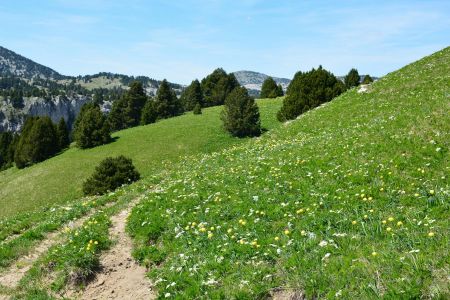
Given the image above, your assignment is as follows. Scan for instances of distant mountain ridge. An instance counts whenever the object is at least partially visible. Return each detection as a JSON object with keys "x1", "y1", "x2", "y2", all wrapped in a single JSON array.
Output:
[
  {"x1": 0, "y1": 45, "x2": 183, "y2": 132},
  {"x1": 0, "y1": 45, "x2": 378, "y2": 132},
  {"x1": 233, "y1": 70, "x2": 290, "y2": 97},
  {"x1": 0, "y1": 46, "x2": 63, "y2": 80}
]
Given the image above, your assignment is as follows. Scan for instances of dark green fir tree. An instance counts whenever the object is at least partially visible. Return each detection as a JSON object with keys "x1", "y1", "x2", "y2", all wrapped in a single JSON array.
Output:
[{"x1": 221, "y1": 87, "x2": 261, "y2": 137}]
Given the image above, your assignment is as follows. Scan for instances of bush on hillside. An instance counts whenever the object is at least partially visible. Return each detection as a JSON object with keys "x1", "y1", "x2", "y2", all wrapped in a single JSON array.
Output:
[
  {"x1": 74, "y1": 103, "x2": 111, "y2": 149},
  {"x1": 221, "y1": 86, "x2": 261, "y2": 137},
  {"x1": 82, "y1": 155, "x2": 140, "y2": 196},
  {"x1": 277, "y1": 66, "x2": 345, "y2": 121}
]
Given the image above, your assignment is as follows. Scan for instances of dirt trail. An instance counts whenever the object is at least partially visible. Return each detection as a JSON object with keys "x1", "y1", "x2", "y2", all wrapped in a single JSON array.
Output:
[
  {"x1": 0, "y1": 205, "x2": 111, "y2": 289},
  {"x1": 72, "y1": 200, "x2": 155, "y2": 300}
]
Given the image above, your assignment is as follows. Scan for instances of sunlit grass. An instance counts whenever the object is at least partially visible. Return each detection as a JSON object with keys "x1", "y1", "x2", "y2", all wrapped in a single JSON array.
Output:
[
  {"x1": 0, "y1": 99, "x2": 282, "y2": 217},
  {"x1": 127, "y1": 47, "x2": 450, "y2": 298}
]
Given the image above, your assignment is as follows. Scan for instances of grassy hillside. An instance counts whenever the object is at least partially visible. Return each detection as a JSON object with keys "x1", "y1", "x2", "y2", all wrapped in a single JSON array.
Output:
[
  {"x1": 0, "y1": 99, "x2": 282, "y2": 217},
  {"x1": 127, "y1": 48, "x2": 449, "y2": 298}
]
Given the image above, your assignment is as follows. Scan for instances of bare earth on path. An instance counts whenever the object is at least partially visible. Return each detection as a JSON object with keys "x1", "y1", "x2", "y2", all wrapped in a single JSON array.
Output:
[{"x1": 71, "y1": 200, "x2": 155, "y2": 300}]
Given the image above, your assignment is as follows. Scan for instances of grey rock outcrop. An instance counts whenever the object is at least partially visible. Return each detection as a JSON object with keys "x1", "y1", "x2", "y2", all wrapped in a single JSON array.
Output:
[{"x1": 0, "y1": 95, "x2": 93, "y2": 132}]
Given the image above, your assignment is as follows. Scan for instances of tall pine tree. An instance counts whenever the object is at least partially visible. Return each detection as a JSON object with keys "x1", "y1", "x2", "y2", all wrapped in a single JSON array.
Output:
[
  {"x1": 56, "y1": 117, "x2": 70, "y2": 149},
  {"x1": 180, "y1": 79, "x2": 203, "y2": 111},
  {"x1": 362, "y1": 74, "x2": 374, "y2": 84},
  {"x1": 140, "y1": 98, "x2": 158, "y2": 125},
  {"x1": 260, "y1": 77, "x2": 278, "y2": 98},
  {"x1": 154, "y1": 79, "x2": 182, "y2": 119},
  {"x1": 14, "y1": 117, "x2": 59, "y2": 168},
  {"x1": 201, "y1": 68, "x2": 240, "y2": 106},
  {"x1": 123, "y1": 81, "x2": 147, "y2": 127},
  {"x1": 107, "y1": 81, "x2": 147, "y2": 131},
  {"x1": 108, "y1": 96, "x2": 127, "y2": 131},
  {"x1": 276, "y1": 84, "x2": 284, "y2": 97},
  {"x1": 344, "y1": 68, "x2": 360, "y2": 89},
  {"x1": 221, "y1": 87, "x2": 261, "y2": 137},
  {"x1": 74, "y1": 103, "x2": 111, "y2": 149},
  {"x1": 0, "y1": 132, "x2": 13, "y2": 169}
]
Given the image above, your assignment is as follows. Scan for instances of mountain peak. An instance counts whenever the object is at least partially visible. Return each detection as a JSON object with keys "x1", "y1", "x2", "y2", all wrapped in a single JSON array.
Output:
[
  {"x1": 232, "y1": 70, "x2": 290, "y2": 97},
  {"x1": 0, "y1": 45, "x2": 63, "y2": 80}
]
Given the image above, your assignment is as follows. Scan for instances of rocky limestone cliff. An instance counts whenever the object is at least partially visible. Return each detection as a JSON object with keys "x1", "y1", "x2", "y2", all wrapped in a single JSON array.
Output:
[{"x1": 0, "y1": 95, "x2": 96, "y2": 132}]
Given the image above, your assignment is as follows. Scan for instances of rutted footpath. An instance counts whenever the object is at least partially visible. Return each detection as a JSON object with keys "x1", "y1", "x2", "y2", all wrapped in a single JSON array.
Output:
[{"x1": 69, "y1": 197, "x2": 155, "y2": 300}]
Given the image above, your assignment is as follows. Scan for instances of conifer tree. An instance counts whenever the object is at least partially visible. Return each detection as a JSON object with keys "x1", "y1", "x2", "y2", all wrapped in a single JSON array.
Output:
[
  {"x1": 108, "y1": 96, "x2": 127, "y2": 131},
  {"x1": 74, "y1": 103, "x2": 111, "y2": 149},
  {"x1": 193, "y1": 103, "x2": 202, "y2": 115},
  {"x1": 362, "y1": 74, "x2": 374, "y2": 84},
  {"x1": 344, "y1": 68, "x2": 360, "y2": 89},
  {"x1": 93, "y1": 90, "x2": 104, "y2": 105},
  {"x1": 107, "y1": 81, "x2": 147, "y2": 131},
  {"x1": 181, "y1": 79, "x2": 203, "y2": 111},
  {"x1": 6, "y1": 134, "x2": 19, "y2": 166},
  {"x1": 201, "y1": 68, "x2": 240, "y2": 106},
  {"x1": 140, "y1": 98, "x2": 158, "y2": 125},
  {"x1": 14, "y1": 117, "x2": 59, "y2": 168},
  {"x1": 154, "y1": 79, "x2": 182, "y2": 119},
  {"x1": 123, "y1": 81, "x2": 147, "y2": 127},
  {"x1": 260, "y1": 77, "x2": 278, "y2": 98},
  {"x1": 277, "y1": 66, "x2": 345, "y2": 121},
  {"x1": 0, "y1": 132, "x2": 13, "y2": 169},
  {"x1": 276, "y1": 84, "x2": 284, "y2": 97},
  {"x1": 56, "y1": 117, "x2": 70, "y2": 149},
  {"x1": 221, "y1": 87, "x2": 261, "y2": 137}
]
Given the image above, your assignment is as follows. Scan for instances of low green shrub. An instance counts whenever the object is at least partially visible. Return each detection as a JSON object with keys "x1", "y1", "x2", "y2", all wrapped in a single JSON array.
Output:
[{"x1": 83, "y1": 156, "x2": 140, "y2": 196}]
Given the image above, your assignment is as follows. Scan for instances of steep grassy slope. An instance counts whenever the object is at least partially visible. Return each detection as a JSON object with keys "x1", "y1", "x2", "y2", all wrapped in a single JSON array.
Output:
[
  {"x1": 0, "y1": 99, "x2": 282, "y2": 217},
  {"x1": 128, "y1": 48, "x2": 449, "y2": 298}
]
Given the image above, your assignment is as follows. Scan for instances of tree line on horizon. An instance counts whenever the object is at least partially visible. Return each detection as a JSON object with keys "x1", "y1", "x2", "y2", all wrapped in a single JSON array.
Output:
[{"x1": 0, "y1": 66, "x2": 373, "y2": 170}]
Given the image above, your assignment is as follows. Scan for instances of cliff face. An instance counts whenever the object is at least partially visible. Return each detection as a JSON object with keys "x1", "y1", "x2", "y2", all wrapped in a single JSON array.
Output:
[{"x1": 0, "y1": 95, "x2": 93, "y2": 132}]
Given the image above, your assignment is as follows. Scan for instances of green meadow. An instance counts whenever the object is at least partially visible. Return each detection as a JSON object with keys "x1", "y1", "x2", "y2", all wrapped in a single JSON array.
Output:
[
  {"x1": 126, "y1": 47, "x2": 450, "y2": 298},
  {"x1": 0, "y1": 99, "x2": 282, "y2": 218},
  {"x1": 1, "y1": 47, "x2": 449, "y2": 299}
]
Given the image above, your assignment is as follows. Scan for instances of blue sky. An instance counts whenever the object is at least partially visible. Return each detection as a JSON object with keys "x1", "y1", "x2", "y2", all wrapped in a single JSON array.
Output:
[{"x1": 1, "y1": 0, "x2": 449, "y2": 84}]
